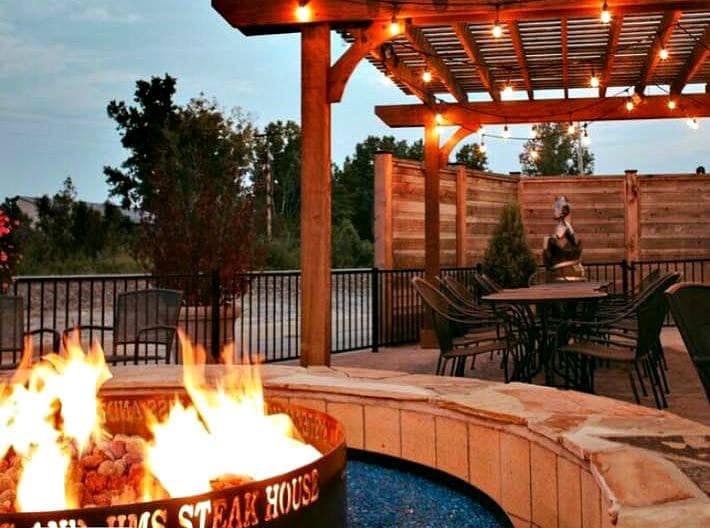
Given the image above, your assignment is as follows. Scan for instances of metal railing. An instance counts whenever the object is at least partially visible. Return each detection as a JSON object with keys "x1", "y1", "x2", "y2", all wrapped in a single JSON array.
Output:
[{"x1": 7, "y1": 258, "x2": 710, "y2": 364}]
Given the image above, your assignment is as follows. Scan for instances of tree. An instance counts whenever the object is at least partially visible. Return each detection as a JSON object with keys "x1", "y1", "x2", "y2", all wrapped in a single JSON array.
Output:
[
  {"x1": 333, "y1": 136, "x2": 423, "y2": 242},
  {"x1": 482, "y1": 202, "x2": 537, "y2": 288},
  {"x1": 519, "y1": 123, "x2": 594, "y2": 176},
  {"x1": 455, "y1": 143, "x2": 488, "y2": 170},
  {"x1": 332, "y1": 219, "x2": 373, "y2": 268},
  {"x1": 0, "y1": 198, "x2": 29, "y2": 291}
]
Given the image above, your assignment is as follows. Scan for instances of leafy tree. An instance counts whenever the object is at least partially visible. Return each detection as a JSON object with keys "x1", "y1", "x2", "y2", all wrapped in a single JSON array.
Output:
[
  {"x1": 106, "y1": 78, "x2": 257, "y2": 299},
  {"x1": 0, "y1": 198, "x2": 29, "y2": 291},
  {"x1": 519, "y1": 123, "x2": 594, "y2": 176},
  {"x1": 332, "y1": 219, "x2": 373, "y2": 268},
  {"x1": 455, "y1": 143, "x2": 488, "y2": 170},
  {"x1": 333, "y1": 136, "x2": 423, "y2": 242},
  {"x1": 482, "y1": 202, "x2": 537, "y2": 288}
]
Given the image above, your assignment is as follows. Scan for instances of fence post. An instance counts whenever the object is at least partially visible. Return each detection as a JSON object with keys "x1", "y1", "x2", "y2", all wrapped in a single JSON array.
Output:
[
  {"x1": 621, "y1": 259, "x2": 629, "y2": 295},
  {"x1": 371, "y1": 267, "x2": 379, "y2": 352},
  {"x1": 210, "y1": 270, "x2": 221, "y2": 360},
  {"x1": 624, "y1": 169, "x2": 640, "y2": 262}
]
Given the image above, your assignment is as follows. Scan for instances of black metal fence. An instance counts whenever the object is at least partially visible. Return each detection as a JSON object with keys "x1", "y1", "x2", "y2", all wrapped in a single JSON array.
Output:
[{"x1": 8, "y1": 258, "x2": 710, "y2": 364}]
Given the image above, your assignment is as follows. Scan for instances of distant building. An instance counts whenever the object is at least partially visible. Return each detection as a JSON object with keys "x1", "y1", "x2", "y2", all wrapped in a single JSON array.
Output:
[{"x1": 13, "y1": 196, "x2": 141, "y2": 225}]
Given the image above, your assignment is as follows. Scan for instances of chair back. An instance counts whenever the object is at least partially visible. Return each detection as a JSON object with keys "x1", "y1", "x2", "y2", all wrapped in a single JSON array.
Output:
[
  {"x1": 635, "y1": 273, "x2": 680, "y2": 359},
  {"x1": 666, "y1": 282, "x2": 710, "y2": 400},
  {"x1": 412, "y1": 278, "x2": 456, "y2": 354},
  {"x1": 0, "y1": 296, "x2": 24, "y2": 354},
  {"x1": 637, "y1": 268, "x2": 661, "y2": 295},
  {"x1": 114, "y1": 289, "x2": 183, "y2": 348},
  {"x1": 442, "y1": 276, "x2": 477, "y2": 306}
]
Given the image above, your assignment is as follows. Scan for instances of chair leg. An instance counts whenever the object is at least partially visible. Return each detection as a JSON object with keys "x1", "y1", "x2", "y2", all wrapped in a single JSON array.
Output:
[
  {"x1": 644, "y1": 358, "x2": 665, "y2": 409},
  {"x1": 649, "y1": 358, "x2": 668, "y2": 408},
  {"x1": 655, "y1": 337, "x2": 668, "y2": 371},
  {"x1": 628, "y1": 366, "x2": 641, "y2": 404},
  {"x1": 634, "y1": 362, "x2": 648, "y2": 396}
]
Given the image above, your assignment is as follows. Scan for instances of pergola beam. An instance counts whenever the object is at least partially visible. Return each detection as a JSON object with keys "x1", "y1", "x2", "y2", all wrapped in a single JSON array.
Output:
[
  {"x1": 635, "y1": 10, "x2": 683, "y2": 95},
  {"x1": 670, "y1": 24, "x2": 710, "y2": 94},
  {"x1": 561, "y1": 17, "x2": 569, "y2": 99},
  {"x1": 508, "y1": 22, "x2": 535, "y2": 99},
  {"x1": 214, "y1": 0, "x2": 709, "y2": 35},
  {"x1": 370, "y1": 46, "x2": 435, "y2": 106},
  {"x1": 404, "y1": 23, "x2": 468, "y2": 103},
  {"x1": 439, "y1": 126, "x2": 477, "y2": 167},
  {"x1": 452, "y1": 23, "x2": 500, "y2": 102},
  {"x1": 600, "y1": 16, "x2": 624, "y2": 97},
  {"x1": 375, "y1": 94, "x2": 710, "y2": 127}
]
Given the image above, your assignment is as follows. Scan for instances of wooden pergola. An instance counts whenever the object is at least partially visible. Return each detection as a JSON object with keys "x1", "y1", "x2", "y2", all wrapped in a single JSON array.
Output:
[{"x1": 213, "y1": 0, "x2": 710, "y2": 366}]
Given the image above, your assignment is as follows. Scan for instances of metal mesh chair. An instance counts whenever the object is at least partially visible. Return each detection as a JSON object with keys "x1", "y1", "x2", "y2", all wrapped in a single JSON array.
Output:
[
  {"x1": 65, "y1": 289, "x2": 183, "y2": 364},
  {"x1": 0, "y1": 295, "x2": 60, "y2": 368},
  {"x1": 665, "y1": 283, "x2": 710, "y2": 401}
]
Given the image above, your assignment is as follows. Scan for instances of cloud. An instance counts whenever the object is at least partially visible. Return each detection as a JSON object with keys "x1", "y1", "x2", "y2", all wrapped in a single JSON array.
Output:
[{"x1": 69, "y1": 6, "x2": 143, "y2": 23}]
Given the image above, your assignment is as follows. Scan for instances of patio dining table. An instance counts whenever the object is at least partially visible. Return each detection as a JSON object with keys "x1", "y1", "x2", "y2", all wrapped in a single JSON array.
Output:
[{"x1": 482, "y1": 282, "x2": 608, "y2": 385}]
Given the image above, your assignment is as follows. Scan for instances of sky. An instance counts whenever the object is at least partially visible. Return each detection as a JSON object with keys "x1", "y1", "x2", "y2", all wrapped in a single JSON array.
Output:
[{"x1": 0, "y1": 0, "x2": 708, "y2": 203}]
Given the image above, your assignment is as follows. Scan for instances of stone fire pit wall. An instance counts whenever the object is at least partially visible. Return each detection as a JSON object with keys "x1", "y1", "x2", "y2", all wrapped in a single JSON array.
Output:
[{"x1": 102, "y1": 365, "x2": 709, "y2": 528}]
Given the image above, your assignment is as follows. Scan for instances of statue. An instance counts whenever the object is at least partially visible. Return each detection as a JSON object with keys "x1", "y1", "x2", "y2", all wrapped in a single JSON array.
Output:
[{"x1": 542, "y1": 196, "x2": 585, "y2": 281}]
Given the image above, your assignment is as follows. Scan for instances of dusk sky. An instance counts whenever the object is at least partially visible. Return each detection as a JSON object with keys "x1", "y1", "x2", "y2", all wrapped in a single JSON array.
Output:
[{"x1": 1, "y1": 0, "x2": 708, "y2": 203}]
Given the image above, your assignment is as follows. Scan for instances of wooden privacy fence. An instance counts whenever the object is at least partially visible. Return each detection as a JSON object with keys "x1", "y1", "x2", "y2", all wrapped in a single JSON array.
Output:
[{"x1": 374, "y1": 153, "x2": 710, "y2": 269}]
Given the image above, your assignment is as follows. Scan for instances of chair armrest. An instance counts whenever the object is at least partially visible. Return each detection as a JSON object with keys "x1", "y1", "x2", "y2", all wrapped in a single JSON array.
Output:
[
  {"x1": 62, "y1": 325, "x2": 113, "y2": 340},
  {"x1": 25, "y1": 328, "x2": 61, "y2": 352},
  {"x1": 135, "y1": 325, "x2": 178, "y2": 341}
]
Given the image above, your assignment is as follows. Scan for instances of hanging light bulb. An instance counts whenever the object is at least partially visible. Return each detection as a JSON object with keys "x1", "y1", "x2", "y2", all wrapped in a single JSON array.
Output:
[
  {"x1": 659, "y1": 48, "x2": 669, "y2": 60},
  {"x1": 686, "y1": 117, "x2": 699, "y2": 130},
  {"x1": 435, "y1": 113, "x2": 444, "y2": 125},
  {"x1": 600, "y1": 1, "x2": 611, "y2": 24},
  {"x1": 479, "y1": 139, "x2": 487, "y2": 153},
  {"x1": 529, "y1": 125, "x2": 537, "y2": 138},
  {"x1": 667, "y1": 99, "x2": 676, "y2": 110},
  {"x1": 625, "y1": 99, "x2": 634, "y2": 112},
  {"x1": 295, "y1": 1, "x2": 311, "y2": 22},
  {"x1": 502, "y1": 124, "x2": 511, "y2": 139},
  {"x1": 388, "y1": 9, "x2": 402, "y2": 36},
  {"x1": 530, "y1": 149, "x2": 539, "y2": 160},
  {"x1": 491, "y1": 5, "x2": 503, "y2": 38},
  {"x1": 479, "y1": 124, "x2": 486, "y2": 135},
  {"x1": 422, "y1": 68, "x2": 432, "y2": 83},
  {"x1": 581, "y1": 126, "x2": 591, "y2": 146},
  {"x1": 590, "y1": 73, "x2": 600, "y2": 88},
  {"x1": 501, "y1": 83, "x2": 514, "y2": 99},
  {"x1": 567, "y1": 122, "x2": 576, "y2": 135}
]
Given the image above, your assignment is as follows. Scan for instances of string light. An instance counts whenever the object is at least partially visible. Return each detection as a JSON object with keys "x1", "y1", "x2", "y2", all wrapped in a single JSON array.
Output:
[
  {"x1": 479, "y1": 125, "x2": 486, "y2": 135},
  {"x1": 659, "y1": 48, "x2": 669, "y2": 60},
  {"x1": 686, "y1": 117, "x2": 699, "y2": 130},
  {"x1": 435, "y1": 113, "x2": 444, "y2": 125},
  {"x1": 625, "y1": 99, "x2": 634, "y2": 111},
  {"x1": 567, "y1": 122, "x2": 576, "y2": 135},
  {"x1": 530, "y1": 125, "x2": 538, "y2": 138},
  {"x1": 530, "y1": 149, "x2": 539, "y2": 160},
  {"x1": 422, "y1": 68, "x2": 432, "y2": 83},
  {"x1": 590, "y1": 73, "x2": 600, "y2": 88},
  {"x1": 389, "y1": 7, "x2": 401, "y2": 36},
  {"x1": 491, "y1": 5, "x2": 503, "y2": 38},
  {"x1": 600, "y1": 1, "x2": 611, "y2": 24},
  {"x1": 295, "y1": 0, "x2": 311, "y2": 22},
  {"x1": 478, "y1": 138, "x2": 487, "y2": 153},
  {"x1": 501, "y1": 82, "x2": 514, "y2": 99},
  {"x1": 667, "y1": 99, "x2": 676, "y2": 110},
  {"x1": 502, "y1": 124, "x2": 511, "y2": 140},
  {"x1": 581, "y1": 124, "x2": 591, "y2": 146}
]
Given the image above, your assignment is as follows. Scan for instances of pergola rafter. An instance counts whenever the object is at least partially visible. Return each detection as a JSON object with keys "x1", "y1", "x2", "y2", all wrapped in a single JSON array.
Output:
[
  {"x1": 213, "y1": 0, "x2": 710, "y2": 365},
  {"x1": 635, "y1": 10, "x2": 683, "y2": 95}
]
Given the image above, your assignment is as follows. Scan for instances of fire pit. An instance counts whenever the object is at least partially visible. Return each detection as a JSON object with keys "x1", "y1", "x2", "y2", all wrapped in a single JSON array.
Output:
[{"x1": 0, "y1": 339, "x2": 347, "y2": 528}]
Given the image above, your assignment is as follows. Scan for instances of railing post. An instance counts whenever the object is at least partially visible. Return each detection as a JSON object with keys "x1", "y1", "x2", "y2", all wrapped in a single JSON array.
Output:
[
  {"x1": 621, "y1": 259, "x2": 629, "y2": 295},
  {"x1": 371, "y1": 267, "x2": 379, "y2": 352},
  {"x1": 210, "y1": 270, "x2": 221, "y2": 360}
]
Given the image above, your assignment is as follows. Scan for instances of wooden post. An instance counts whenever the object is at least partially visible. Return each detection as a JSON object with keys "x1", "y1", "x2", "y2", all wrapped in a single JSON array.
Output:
[
  {"x1": 421, "y1": 115, "x2": 440, "y2": 348},
  {"x1": 455, "y1": 163, "x2": 468, "y2": 267},
  {"x1": 374, "y1": 151, "x2": 394, "y2": 268},
  {"x1": 300, "y1": 24, "x2": 331, "y2": 367},
  {"x1": 624, "y1": 169, "x2": 640, "y2": 262}
]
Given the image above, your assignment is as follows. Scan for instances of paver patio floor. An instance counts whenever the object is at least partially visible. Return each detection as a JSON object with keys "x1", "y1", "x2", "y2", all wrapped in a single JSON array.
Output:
[{"x1": 316, "y1": 328, "x2": 709, "y2": 425}]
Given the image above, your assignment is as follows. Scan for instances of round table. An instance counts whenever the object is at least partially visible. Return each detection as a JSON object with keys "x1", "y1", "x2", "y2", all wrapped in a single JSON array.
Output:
[{"x1": 482, "y1": 284, "x2": 607, "y2": 385}]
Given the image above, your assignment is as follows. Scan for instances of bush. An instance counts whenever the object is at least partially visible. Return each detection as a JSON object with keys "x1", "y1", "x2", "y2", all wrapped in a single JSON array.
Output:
[
  {"x1": 332, "y1": 219, "x2": 373, "y2": 268},
  {"x1": 482, "y1": 202, "x2": 537, "y2": 288}
]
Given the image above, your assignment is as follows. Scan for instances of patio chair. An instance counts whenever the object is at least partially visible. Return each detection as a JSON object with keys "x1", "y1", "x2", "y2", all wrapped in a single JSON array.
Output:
[
  {"x1": 412, "y1": 277, "x2": 513, "y2": 379},
  {"x1": 665, "y1": 283, "x2": 710, "y2": 401},
  {"x1": 472, "y1": 270, "x2": 502, "y2": 300},
  {"x1": 0, "y1": 295, "x2": 61, "y2": 368},
  {"x1": 64, "y1": 289, "x2": 183, "y2": 364},
  {"x1": 556, "y1": 272, "x2": 680, "y2": 409}
]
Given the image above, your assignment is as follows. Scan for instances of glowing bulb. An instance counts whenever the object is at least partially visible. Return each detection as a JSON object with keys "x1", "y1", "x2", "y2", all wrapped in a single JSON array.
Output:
[
  {"x1": 567, "y1": 123, "x2": 576, "y2": 135},
  {"x1": 478, "y1": 141, "x2": 487, "y2": 153},
  {"x1": 625, "y1": 100, "x2": 634, "y2": 111},
  {"x1": 530, "y1": 150, "x2": 539, "y2": 160},
  {"x1": 600, "y1": 1, "x2": 611, "y2": 24},
  {"x1": 667, "y1": 99, "x2": 676, "y2": 110},
  {"x1": 389, "y1": 19, "x2": 401, "y2": 36},
  {"x1": 422, "y1": 69, "x2": 432, "y2": 83},
  {"x1": 435, "y1": 113, "x2": 443, "y2": 125},
  {"x1": 687, "y1": 117, "x2": 699, "y2": 130},
  {"x1": 479, "y1": 125, "x2": 486, "y2": 134},
  {"x1": 501, "y1": 84, "x2": 513, "y2": 98},
  {"x1": 590, "y1": 75, "x2": 599, "y2": 88},
  {"x1": 492, "y1": 22, "x2": 503, "y2": 38},
  {"x1": 582, "y1": 130, "x2": 591, "y2": 146},
  {"x1": 295, "y1": 1, "x2": 311, "y2": 22},
  {"x1": 502, "y1": 125, "x2": 510, "y2": 139},
  {"x1": 659, "y1": 48, "x2": 669, "y2": 60}
]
